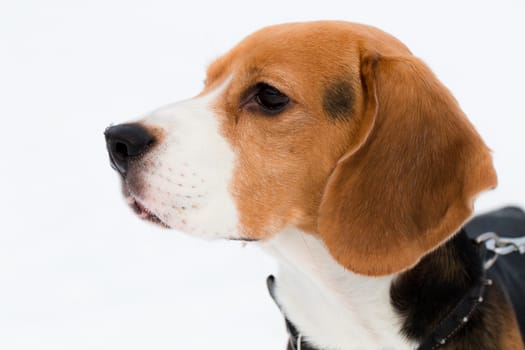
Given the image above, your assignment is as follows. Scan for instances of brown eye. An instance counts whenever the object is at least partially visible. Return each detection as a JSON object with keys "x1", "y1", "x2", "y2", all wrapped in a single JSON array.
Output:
[{"x1": 254, "y1": 83, "x2": 290, "y2": 114}]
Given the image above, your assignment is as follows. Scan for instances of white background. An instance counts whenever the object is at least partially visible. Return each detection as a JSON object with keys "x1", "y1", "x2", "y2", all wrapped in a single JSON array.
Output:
[{"x1": 1, "y1": 1, "x2": 524, "y2": 349}]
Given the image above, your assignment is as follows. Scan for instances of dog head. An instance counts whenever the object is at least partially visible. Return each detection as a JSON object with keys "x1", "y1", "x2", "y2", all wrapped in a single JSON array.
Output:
[{"x1": 105, "y1": 21, "x2": 497, "y2": 275}]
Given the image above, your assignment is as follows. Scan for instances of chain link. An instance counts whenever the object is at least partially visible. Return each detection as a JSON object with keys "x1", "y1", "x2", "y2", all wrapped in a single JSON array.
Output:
[{"x1": 476, "y1": 232, "x2": 525, "y2": 269}]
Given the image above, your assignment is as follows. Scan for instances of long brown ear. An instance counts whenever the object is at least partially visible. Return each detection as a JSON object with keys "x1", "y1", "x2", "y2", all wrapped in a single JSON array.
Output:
[{"x1": 318, "y1": 54, "x2": 497, "y2": 276}]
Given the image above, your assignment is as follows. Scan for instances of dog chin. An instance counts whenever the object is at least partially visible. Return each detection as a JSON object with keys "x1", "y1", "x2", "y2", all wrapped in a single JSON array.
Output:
[{"x1": 121, "y1": 185, "x2": 170, "y2": 228}]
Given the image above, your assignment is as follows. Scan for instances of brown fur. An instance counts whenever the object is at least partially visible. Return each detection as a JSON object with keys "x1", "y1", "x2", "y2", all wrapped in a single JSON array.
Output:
[
  {"x1": 206, "y1": 21, "x2": 496, "y2": 276},
  {"x1": 108, "y1": 21, "x2": 521, "y2": 348},
  {"x1": 318, "y1": 53, "x2": 497, "y2": 275},
  {"x1": 200, "y1": 21, "x2": 517, "y2": 348}
]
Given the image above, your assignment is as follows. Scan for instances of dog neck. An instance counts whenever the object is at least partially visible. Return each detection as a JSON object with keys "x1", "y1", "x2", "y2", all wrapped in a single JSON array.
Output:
[
  {"x1": 258, "y1": 227, "x2": 495, "y2": 350},
  {"x1": 258, "y1": 228, "x2": 417, "y2": 350}
]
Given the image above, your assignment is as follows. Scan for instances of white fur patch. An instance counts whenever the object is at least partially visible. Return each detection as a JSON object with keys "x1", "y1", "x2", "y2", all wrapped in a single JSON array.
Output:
[
  {"x1": 126, "y1": 77, "x2": 415, "y2": 349},
  {"x1": 133, "y1": 80, "x2": 241, "y2": 239},
  {"x1": 259, "y1": 228, "x2": 417, "y2": 350}
]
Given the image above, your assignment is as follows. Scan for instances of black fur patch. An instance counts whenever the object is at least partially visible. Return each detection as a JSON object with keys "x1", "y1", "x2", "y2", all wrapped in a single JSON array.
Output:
[
  {"x1": 323, "y1": 81, "x2": 354, "y2": 120},
  {"x1": 390, "y1": 230, "x2": 514, "y2": 348},
  {"x1": 271, "y1": 224, "x2": 520, "y2": 348}
]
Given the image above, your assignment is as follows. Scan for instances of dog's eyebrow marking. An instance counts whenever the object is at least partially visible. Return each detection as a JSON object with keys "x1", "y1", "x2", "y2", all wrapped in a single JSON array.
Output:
[{"x1": 323, "y1": 80, "x2": 354, "y2": 120}]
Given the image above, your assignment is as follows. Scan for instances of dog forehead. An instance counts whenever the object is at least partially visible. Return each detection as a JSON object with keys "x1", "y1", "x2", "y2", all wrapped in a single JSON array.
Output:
[
  {"x1": 206, "y1": 22, "x2": 356, "y2": 81},
  {"x1": 205, "y1": 21, "x2": 410, "y2": 89}
]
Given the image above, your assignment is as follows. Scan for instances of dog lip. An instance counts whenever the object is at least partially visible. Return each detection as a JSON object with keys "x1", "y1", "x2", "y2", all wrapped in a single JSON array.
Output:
[
  {"x1": 228, "y1": 237, "x2": 259, "y2": 242},
  {"x1": 126, "y1": 194, "x2": 170, "y2": 228}
]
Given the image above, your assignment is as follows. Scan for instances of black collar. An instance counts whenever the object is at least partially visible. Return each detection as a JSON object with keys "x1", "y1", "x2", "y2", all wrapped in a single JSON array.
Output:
[
  {"x1": 266, "y1": 237, "x2": 492, "y2": 350},
  {"x1": 416, "y1": 272, "x2": 491, "y2": 350}
]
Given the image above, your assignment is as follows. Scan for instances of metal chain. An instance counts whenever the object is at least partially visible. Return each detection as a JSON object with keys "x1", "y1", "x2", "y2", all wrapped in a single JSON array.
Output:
[{"x1": 476, "y1": 232, "x2": 525, "y2": 269}]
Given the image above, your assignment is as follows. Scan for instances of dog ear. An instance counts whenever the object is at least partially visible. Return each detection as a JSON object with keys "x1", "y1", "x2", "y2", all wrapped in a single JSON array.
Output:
[{"x1": 318, "y1": 54, "x2": 497, "y2": 276}]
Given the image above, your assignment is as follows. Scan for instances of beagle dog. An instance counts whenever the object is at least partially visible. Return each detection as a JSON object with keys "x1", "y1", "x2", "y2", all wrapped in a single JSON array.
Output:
[{"x1": 104, "y1": 21, "x2": 524, "y2": 349}]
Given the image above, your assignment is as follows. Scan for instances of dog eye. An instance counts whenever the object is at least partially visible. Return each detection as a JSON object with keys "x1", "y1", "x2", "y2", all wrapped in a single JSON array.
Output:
[{"x1": 254, "y1": 83, "x2": 290, "y2": 113}]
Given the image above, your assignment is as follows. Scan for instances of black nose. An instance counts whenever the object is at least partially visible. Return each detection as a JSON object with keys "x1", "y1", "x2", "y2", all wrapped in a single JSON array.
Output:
[{"x1": 104, "y1": 123, "x2": 155, "y2": 176}]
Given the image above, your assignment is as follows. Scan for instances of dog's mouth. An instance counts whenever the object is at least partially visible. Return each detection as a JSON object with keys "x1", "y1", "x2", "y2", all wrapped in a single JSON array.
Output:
[{"x1": 126, "y1": 195, "x2": 170, "y2": 228}]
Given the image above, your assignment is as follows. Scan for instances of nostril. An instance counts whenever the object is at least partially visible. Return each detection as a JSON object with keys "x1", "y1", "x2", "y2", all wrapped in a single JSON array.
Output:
[{"x1": 115, "y1": 141, "x2": 129, "y2": 158}]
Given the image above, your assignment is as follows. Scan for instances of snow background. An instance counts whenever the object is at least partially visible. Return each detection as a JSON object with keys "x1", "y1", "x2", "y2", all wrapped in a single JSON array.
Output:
[{"x1": 0, "y1": 0, "x2": 524, "y2": 349}]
